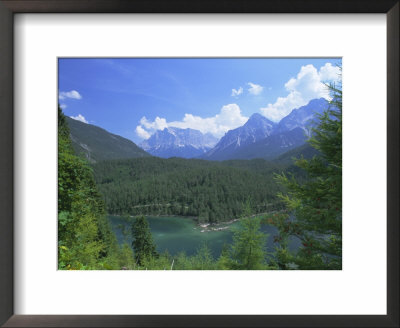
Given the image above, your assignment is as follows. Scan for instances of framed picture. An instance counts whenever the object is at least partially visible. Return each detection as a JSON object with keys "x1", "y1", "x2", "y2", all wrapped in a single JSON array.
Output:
[{"x1": 0, "y1": 0, "x2": 398, "y2": 327}]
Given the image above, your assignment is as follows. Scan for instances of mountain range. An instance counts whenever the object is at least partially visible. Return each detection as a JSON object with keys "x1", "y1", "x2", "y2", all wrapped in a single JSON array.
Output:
[
  {"x1": 65, "y1": 97, "x2": 331, "y2": 163},
  {"x1": 201, "y1": 98, "x2": 329, "y2": 160},
  {"x1": 140, "y1": 127, "x2": 218, "y2": 159}
]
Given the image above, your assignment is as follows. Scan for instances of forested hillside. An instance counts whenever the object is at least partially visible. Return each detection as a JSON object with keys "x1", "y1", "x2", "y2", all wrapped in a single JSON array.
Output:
[
  {"x1": 92, "y1": 157, "x2": 287, "y2": 223},
  {"x1": 273, "y1": 143, "x2": 319, "y2": 165},
  {"x1": 66, "y1": 117, "x2": 150, "y2": 163}
]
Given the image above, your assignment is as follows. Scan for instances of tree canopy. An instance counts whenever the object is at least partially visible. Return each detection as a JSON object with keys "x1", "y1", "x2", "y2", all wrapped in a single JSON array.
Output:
[{"x1": 92, "y1": 157, "x2": 286, "y2": 224}]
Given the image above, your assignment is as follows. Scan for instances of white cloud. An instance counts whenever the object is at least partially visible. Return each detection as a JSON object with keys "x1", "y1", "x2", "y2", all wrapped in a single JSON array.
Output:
[
  {"x1": 260, "y1": 63, "x2": 340, "y2": 122},
  {"x1": 70, "y1": 114, "x2": 88, "y2": 124},
  {"x1": 140, "y1": 116, "x2": 168, "y2": 131},
  {"x1": 60, "y1": 104, "x2": 67, "y2": 109},
  {"x1": 319, "y1": 62, "x2": 341, "y2": 81},
  {"x1": 231, "y1": 87, "x2": 243, "y2": 97},
  {"x1": 135, "y1": 125, "x2": 151, "y2": 139},
  {"x1": 247, "y1": 82, "x2": 263, "y2": 95},
  {"x1": 59, "y1": 90, "x2": 82, "y2": 100},
  {"x1": 135, "y1": 104, "x2": 248, "y2": 139}
]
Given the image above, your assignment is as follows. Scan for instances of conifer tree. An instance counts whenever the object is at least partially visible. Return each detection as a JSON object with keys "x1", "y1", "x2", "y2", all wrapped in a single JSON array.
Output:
[
  {"x1": 192, "y1": 242, "x2": 215, "y2": 270},
  {"x1": 275, "y1": 72, "x2": 342, "y2": 269},
  {"x1": 231, "y1": 217, "x2": 267, "y2": 270},
  {"x1": 58, "y1": 106, "x2": 119, "y2": 269},
  {"x1": 131, "y1": 216, "x2": 158, "y2": 266}
]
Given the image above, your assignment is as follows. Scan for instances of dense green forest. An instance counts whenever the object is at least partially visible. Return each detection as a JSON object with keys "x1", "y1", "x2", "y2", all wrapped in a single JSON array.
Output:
[{"x1": 92, "y1": 157, "x2": 287, "y2": 223}]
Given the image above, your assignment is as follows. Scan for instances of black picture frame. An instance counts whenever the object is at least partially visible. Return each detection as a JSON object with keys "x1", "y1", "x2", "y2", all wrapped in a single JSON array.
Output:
[{"x1": 0, "y1": 1, "x2": 398, "y2": 327}]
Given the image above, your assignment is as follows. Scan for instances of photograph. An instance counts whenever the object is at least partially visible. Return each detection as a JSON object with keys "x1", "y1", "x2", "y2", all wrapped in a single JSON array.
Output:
[{"x1": 58, "y1": 58, "x2": 342, "y2": 271}]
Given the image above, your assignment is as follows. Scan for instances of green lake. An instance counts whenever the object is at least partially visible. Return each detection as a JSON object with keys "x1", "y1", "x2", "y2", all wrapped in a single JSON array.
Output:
[{"x1": 108, "y1": 215, "x2": 300, "y2": 258}]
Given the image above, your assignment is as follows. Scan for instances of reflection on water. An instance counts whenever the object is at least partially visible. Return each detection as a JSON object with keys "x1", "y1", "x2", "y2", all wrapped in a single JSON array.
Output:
[{"x1": 108, "y1": 215, "x2": 300, "y2": 258}]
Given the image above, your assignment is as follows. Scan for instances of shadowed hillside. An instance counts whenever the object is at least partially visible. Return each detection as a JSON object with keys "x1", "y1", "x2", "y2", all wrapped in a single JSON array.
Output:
[{"x1": 66, "y1": 117, "x2": 150, "y2": 163}]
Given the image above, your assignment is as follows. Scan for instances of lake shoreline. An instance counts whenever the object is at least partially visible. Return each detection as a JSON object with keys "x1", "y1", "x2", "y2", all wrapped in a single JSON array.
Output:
[
  {"x1": 108, "y1": 211, "x2": 276, "y2": 232},
  {"x1": 107, "y1": 213, "x2": 240, "y2": 230}
]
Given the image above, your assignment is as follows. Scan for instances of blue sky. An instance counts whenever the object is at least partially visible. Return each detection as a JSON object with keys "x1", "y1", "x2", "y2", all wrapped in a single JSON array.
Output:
[{"x1": 59, "y1": 58, "x2": 341, "y2": 144}]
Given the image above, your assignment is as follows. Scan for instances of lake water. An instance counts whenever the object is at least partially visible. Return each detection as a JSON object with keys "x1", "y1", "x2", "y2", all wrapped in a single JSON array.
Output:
[{"x1": 108, "y1": 215, "x2": 300, "y2": 258}]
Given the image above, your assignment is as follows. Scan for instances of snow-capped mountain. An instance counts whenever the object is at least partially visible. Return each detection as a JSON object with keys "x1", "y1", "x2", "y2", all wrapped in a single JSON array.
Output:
[
  {"x1": 202, "y1": 98, "x2": 331, "y2": 161},
  {"x1": 276, "y1": 98, "x2": 329, "y2": 135},
  {"x1": 140, "y1": 127, "x2": 218, "y2": 158},
  {"x1": 201, "y1": 113, "x2": 276, "y2": 161},
  {"x1": 141, "y1": 98, "x2": 332, "y2": 161},
  {"x1": 230, "y1": 127, "x2": 308, "y2": 160}
]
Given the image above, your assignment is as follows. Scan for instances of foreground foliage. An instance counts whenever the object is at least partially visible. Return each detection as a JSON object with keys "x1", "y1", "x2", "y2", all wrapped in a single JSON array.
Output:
[
  {"x1": 58, "y1": 107, "x2": 133, "y2": 270},
  {"x1": 127, "y1": 215, "x2": 274, "y2": 270},
  {"x1": 274, "y1": 78, "x2": 342, "y2": 270}
]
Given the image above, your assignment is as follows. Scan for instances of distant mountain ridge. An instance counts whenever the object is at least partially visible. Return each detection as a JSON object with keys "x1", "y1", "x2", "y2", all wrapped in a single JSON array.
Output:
[
  {"x1": 66, "y1": 117, "x2": 150, "y2": 163},
  {"x1": 202, "y1": 113, "x2": 276, "y2": 161},
  {"x1": 65, "y1": 97, "x2": 331, "y2": 164},
  {"x1": 140, "y1": 127, "x2": 218, "y2": 159},
  {"x1": 201, "y1": 98, "x2": 330, "y2": 161},
  {"x1": 276, "y1": 98, "x2": 330, "y2": 135},
  {"x1": 229, "y1": 127, "x2": 308, "y2": 160}
]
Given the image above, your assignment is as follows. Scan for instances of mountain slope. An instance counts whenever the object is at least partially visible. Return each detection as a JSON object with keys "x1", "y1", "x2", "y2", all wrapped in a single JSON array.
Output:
[
  {"x1": 202, "y1": 113, "x2": 276, "y2": 161},
  {"x1": 276, "y1": 98, "x2": 329, "y2": 134},
  {"x1": 66, "y1": 117, "x2": 150, "y2": 163},
  {"x1": 230, "y1": 127, "x2": 308, "y2": 160},
  {"x1": 273, "y1": 143, "x2": 319, "y2": 165},
  {"x1": 140, "y1": 127, "x2": 218, "y2": 159}
]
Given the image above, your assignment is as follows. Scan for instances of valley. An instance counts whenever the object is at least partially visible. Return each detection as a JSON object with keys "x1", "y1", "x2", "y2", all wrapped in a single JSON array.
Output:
[{"x1": 66, "y1": 98, "x2": 333, "y2": 225}]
